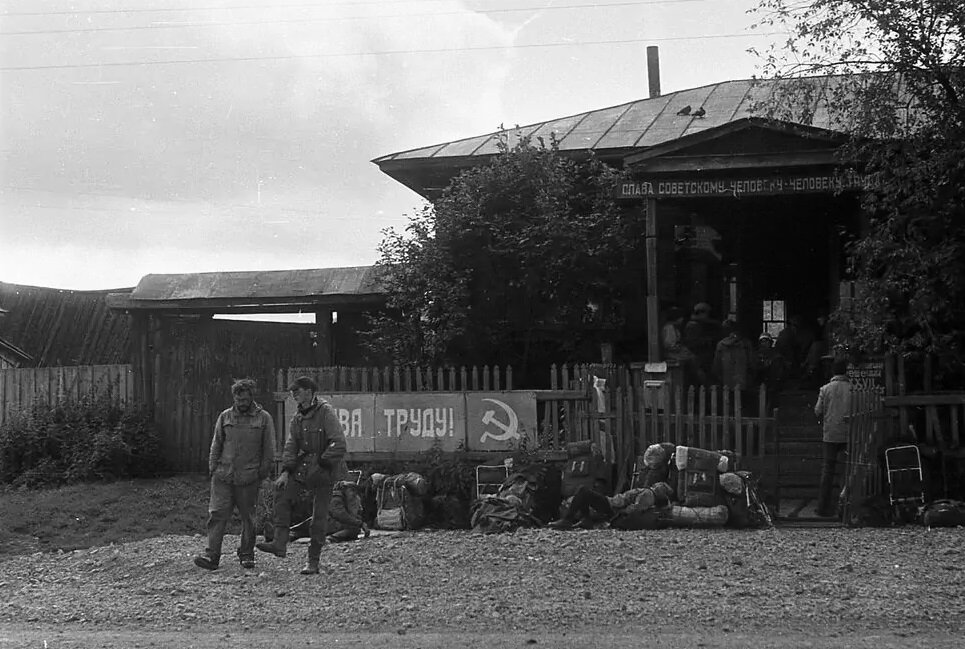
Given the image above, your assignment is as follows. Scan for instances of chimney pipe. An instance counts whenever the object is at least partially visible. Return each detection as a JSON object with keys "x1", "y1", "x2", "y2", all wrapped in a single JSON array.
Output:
[{"x1": 647, "y1": 46, "x2": 661, "y2": 98}]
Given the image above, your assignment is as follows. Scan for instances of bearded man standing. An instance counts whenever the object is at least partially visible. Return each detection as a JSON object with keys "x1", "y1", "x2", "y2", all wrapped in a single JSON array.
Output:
[
  {"x1": 256, "y1": 376, "x2": 347, "y2": 575},
  {"x1": 194, "y1": 378, "x2": 276, "y2": 570}
]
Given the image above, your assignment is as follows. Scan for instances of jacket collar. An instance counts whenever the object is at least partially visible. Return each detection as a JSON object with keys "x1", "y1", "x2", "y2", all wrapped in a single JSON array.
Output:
[
  {"x1": 297, "y1": 397, "x2": 320, "y2": 417},
  {"x1": 229, "y1": 402, "x2": 263, "y2": 418}
]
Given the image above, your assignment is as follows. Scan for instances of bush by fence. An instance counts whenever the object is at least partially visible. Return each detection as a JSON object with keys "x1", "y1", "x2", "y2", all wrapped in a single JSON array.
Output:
[{"x1": 0, "y1": 394, "x2": 163, "y2": 488}]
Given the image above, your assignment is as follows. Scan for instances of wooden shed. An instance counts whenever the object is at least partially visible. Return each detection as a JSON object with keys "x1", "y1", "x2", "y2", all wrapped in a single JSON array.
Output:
[{"x1": 106, "y1": 266, "x2": 387, "y2": 470}]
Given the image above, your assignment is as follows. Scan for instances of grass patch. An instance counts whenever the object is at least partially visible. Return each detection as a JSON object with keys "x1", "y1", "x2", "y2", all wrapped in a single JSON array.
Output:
[{"x1": 0, "y1": 474, "x2": 219, "y2": 555}]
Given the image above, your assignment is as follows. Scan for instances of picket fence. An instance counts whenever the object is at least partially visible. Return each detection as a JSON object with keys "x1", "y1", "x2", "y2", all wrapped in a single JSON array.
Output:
[
  {"x1": 539, "y1": 363, "x2": 777, "y2": 492},
  {"x1": 276, "y1": 364, "x2": 513, "y2": 393},
  {"x1": 0, "y1": 364, "x2": 134, "y2": 426}
]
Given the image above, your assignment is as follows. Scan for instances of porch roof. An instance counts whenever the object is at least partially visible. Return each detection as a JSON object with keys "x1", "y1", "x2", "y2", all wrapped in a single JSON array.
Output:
[{"x1": 106, "y1": 266, "x2": 386, "y2": 314}]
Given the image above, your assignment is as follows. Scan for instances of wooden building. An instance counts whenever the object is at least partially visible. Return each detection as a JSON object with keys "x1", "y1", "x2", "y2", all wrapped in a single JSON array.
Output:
[
  {"x1": 0, "y1": 282, "x2": 131, "y2": 367},
  {"x1": 373, "y1": 76, "x2": 869, "y2": 363}
]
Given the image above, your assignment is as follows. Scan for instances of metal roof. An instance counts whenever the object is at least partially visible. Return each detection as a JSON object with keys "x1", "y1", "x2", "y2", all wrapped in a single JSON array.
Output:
[
  {"x1": 372, "y1": 74, "x2": 913, "y2": 197},
  {"x1": 373, "y1": 78, "x2": 799, "y2": 165}
]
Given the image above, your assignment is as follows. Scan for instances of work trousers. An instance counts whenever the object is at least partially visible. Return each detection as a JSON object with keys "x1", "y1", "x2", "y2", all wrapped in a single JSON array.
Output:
[
  {"x1": 818, "y1": 441, "x2": 847, "y2": 515},
  {"x1": 566, "y1": 486, "x2": 615, "y2": 521},
  {"x1": 274, "y1": 478, "x2": 333, "y2": 558},
  {"x1": 206, "y1": 478, "x2": 260, "y2": 560}
]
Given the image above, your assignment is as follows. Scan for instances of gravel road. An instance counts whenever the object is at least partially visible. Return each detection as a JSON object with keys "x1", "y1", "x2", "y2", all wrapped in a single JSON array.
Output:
[{"x1": 1, "y1": 526, "x2": 963, "y2": 647}]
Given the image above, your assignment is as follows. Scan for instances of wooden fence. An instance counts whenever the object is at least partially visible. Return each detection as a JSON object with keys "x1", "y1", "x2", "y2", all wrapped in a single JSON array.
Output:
[
  {"x1": 541, "y1": 363, "x2": 777, "y2": 493},
  {"x1": 839, "y1": 387, "x2": 887, "y2": 525},
  {"x1": 277, "y1": 365, "x2": 513, "y2": 393},
  {"x1": 0, "y1": 364, "x2": 134, "y2": 426}
]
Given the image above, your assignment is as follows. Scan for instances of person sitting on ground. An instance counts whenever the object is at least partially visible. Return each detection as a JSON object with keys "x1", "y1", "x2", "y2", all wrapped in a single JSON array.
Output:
[
  {"x1": 548, "y1": 482, "x2": 674, "y2": 530},
  {"x1": 326, "y1": 480, "x2": 370, "y2": 543}
]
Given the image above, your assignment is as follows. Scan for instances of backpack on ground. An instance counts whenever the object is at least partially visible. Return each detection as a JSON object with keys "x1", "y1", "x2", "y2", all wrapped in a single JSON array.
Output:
[
  {"x1": 922, "y1": 499, "x2": 965, "y2": 528},
  {"x1": 720, "y1": 471, "x2": 773, "y2": 529},
  {"x1": 326, "y1": 480, "x2": 367, "y2": 542},
  {"x1": 675, "y1": 446, "x2": 728, "y2": 507},
  {"x1": 561, "y1": 440, "x2": 610, "y2": 497},
  {"x1": 374, "y1": 472, "x2": 429, "y2": 531}
]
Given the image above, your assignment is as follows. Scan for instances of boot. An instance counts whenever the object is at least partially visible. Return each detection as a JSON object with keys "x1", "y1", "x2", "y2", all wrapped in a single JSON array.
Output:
[
  {"x1": 255, "y1": 527, "x2": 288, "y2": 558},
  {"x1": 300, "y1": 542, "x2": 321, "y2": 575},
  {"x1": 193, "y1": 551, "x2": 220, "y2": 570},
  {"x1": 547, "y1": 518, "x2": 574, "y2": 530},
  {"x1": 300, "y1": 557, "x2": 320, "y2": 575}
]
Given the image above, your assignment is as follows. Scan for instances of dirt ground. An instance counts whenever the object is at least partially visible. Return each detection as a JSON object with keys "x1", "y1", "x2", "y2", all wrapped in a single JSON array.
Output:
[
  {"x1": 1, "y1": 627, "x2": 963, "y2": 649},
  {"x1": 1, "y1": 525, "x2": 963, "y2": 649}
]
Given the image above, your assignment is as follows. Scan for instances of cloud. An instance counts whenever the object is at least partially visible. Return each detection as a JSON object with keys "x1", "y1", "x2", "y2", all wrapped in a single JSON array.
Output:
[{"x1": 0, "y1": 0, "x2": 524, "y2": 288}]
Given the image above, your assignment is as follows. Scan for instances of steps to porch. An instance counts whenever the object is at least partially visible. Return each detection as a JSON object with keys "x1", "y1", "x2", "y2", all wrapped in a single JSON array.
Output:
[{"x1": 771, "y1": 389, "x2": 841, "y2": 521}]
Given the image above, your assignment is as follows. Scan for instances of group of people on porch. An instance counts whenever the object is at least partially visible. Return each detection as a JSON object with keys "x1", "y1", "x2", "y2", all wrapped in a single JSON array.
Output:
[{"x1": 661, "y1": 302, "x2": 830, "y2": 412}]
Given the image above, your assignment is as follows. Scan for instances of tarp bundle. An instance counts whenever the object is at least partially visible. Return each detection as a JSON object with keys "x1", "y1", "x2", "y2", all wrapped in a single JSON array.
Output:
[{"x1": 470, "y1": 463, "x2": 561, "y2": 534}]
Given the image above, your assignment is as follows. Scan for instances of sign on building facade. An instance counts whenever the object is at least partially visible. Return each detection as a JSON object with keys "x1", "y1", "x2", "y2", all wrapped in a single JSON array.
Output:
[{"x1": 281, "y1": 391, "x2": 538, "y2": 453}]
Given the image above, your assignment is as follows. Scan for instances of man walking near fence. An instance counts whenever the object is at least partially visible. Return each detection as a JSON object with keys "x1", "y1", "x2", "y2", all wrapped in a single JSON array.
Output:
[
  {"x1": 814, "y1": 358, "x2": 851, "y2": 518},
  {"x1": 256, "y1": 376, "x2": 347, "y2": 575},
  {"x1": 194, "y1": 378, "x2": 276, "y2": 570}
]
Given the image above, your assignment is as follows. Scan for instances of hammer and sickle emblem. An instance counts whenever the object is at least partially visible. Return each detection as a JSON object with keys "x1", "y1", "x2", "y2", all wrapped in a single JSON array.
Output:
[{"x1": 479, "y1": 398, "x2": 520, "y2": 443}]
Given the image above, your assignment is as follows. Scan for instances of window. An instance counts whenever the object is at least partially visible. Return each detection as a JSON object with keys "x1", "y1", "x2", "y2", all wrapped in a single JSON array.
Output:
[{"x1": 762, "y1": 300, "x2": 785, "y2": 338}]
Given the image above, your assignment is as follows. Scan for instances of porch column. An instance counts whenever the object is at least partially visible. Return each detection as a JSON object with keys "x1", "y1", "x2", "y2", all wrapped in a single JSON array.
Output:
[
  {"x1": 645, "y1": 197, "x2": 660, "y2": 361},
  {"x1": 314, "y1": 308, "x2": 333, "y2": 366}
]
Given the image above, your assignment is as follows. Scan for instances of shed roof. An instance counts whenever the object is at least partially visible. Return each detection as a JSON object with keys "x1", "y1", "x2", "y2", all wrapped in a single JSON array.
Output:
[{"x1": 106, "y1": 266, "x2": 386, "y2": 314}]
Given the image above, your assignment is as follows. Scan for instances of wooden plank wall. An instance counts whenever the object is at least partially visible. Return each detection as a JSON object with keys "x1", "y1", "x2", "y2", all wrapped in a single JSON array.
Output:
[
  {"x1": 0, "y1": 364, "x2": 133, "y2": 426},
  {"x1": 148, "y1": 318, "x2": 320, "y2": 473}
]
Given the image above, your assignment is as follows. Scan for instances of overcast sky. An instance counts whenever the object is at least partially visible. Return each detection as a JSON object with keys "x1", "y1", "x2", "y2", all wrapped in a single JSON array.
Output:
[{"x1": 1, "y1": 0, "x2": 777, "y2": 291}]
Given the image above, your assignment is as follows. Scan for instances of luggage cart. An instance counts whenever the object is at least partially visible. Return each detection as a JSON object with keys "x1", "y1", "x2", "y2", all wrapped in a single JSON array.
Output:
[{"x1": 884, "y1": 444, "x2": 925, "y2": 523}]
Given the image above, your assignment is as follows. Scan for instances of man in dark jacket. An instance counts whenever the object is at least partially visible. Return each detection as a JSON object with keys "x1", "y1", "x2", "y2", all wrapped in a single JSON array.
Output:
[
  {"x1": 194, "y1": 378, "x2": 276, "y2": 570},
  {"x1": 256, "y1": 376, "x2": 347, "y2": 575}
]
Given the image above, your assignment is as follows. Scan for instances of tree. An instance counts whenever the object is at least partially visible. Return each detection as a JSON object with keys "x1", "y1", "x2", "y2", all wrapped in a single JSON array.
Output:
[
  {"x1": 751, "y1": 0, "x2": 965, "y2": 379},
  {"x1": 365, "y1": 133, "x2": 642, "y2": 383}
]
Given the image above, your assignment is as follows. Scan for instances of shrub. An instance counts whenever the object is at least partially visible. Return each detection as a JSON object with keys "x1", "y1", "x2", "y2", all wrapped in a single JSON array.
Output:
[{"x1": 0, "y1": 395, "x2": 162, "y2": 488}]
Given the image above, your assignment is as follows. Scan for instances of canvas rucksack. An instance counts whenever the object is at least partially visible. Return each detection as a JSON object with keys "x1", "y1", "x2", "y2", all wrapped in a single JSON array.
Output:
[
  {"x1": 326, "y1": 480, "x2": 367, "y2": 541},
  {"x1": 675, "y1": 446, "x2": 729, "y2": 507},
  {"x1": 561, "y1": 440, "x2": 609, "y2": 497},
  {"x1": 374, "y1": 472, "x2": 429, "y2": 531}
]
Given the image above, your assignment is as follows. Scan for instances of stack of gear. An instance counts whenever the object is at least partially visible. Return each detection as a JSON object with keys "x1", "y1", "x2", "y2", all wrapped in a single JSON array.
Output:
[
  {"x1": 373, "y1": 472, "x2": 429, "y2": 531},
  {"x1": 470, "y1": 463, "x2": 561, "y2": 534},
  {"x1": 597, "y1": 443, "x2": 771, "y2": 530}
]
